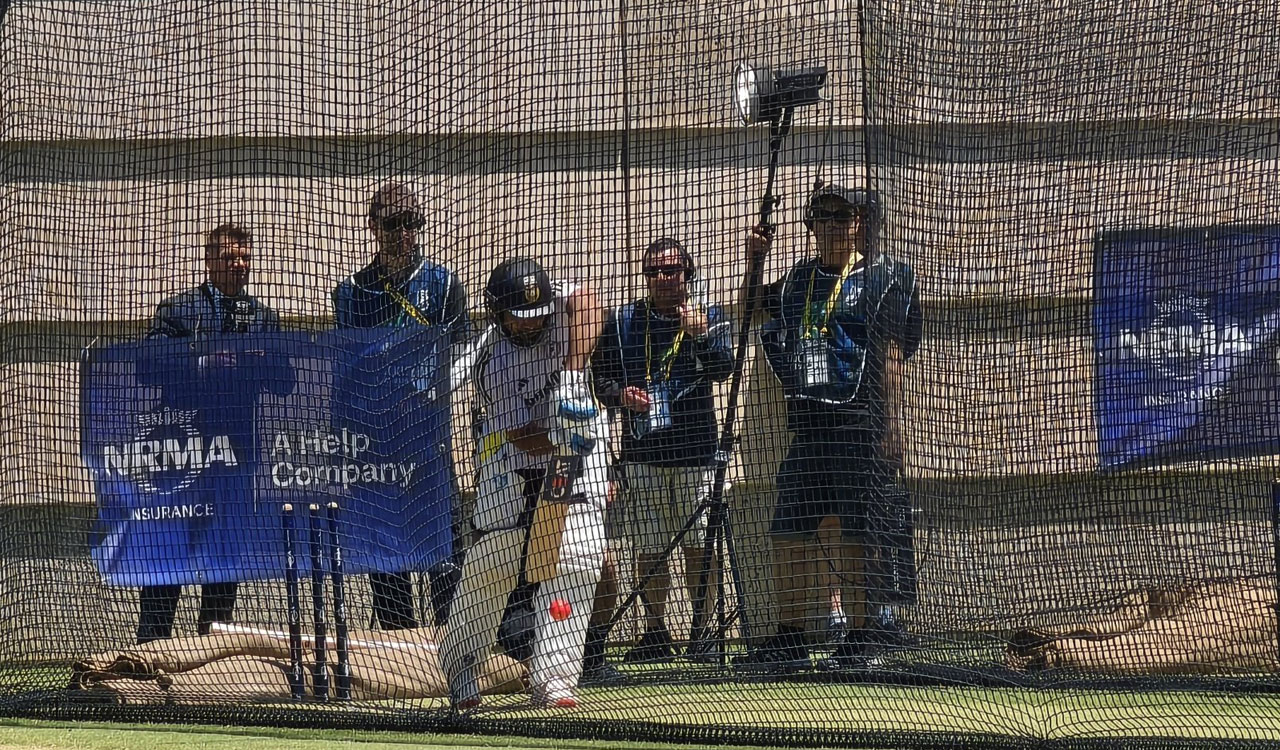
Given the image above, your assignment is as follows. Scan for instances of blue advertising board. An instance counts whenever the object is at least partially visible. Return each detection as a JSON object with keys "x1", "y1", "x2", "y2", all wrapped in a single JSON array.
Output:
[
  {"x1": 80, "y1": 328, "x2": 454, "y2": 586},
  {"x1": 1094, "y1": 225, "x2": 1280, "y2": 468}
]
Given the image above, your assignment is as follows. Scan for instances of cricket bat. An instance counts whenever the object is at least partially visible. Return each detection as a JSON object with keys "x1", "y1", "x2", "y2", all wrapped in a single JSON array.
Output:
[{"x1": 525, "y1": 453, "x2": 584, "y2": 584}]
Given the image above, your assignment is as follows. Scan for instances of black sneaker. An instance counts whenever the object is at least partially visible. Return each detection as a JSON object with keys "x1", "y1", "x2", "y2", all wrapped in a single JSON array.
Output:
[
  {"x1": 581, "y1": 661, "x2": 626, "y2": 686},
  {"x1": 732, "y1": 628, "x2": 810, "y2": 673},
  {"x1": 1007, "y1": 629, "x2": 1053, "y2": 672},
  {"x1": 849, "y1": 618, "x2": 914, "y2": 667},
  {"x1": 623, "y1": 626, "x2": 675, "y2": 664},
  {"x1": 865, "y1": 618, "x2": 914, "y2": 651},
  {"x1": 683, "y1": 640, "x2": 723, "y2": 663},
  {"x1": 580, "y1": 624, "x2": 624, "y2": 685},
  {"x1": 816, "y1": 636, "x2": 867, "y2": 672}
]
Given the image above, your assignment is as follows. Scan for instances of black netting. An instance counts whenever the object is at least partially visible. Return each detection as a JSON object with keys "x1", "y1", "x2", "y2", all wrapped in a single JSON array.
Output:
[{"x1": 3, "y1": 0, "x2": 1280, "y2": 746}]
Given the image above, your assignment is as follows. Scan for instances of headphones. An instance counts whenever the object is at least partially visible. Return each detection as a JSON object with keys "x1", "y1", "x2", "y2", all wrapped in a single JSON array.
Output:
[{"x1": 642, "y1": 237, "x2": 697, "y2": 281}]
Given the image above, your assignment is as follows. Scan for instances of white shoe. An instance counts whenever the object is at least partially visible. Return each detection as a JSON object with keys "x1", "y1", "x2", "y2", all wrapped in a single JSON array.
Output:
[{"x1": 531, "y1": 677, "x2": 578, "y2": 709}]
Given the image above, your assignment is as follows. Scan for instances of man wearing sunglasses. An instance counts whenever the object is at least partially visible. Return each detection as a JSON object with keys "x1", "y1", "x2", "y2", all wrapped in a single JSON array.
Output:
[
  {"x1": 741, "y1": 184, "x2": 922, "y2": 672},
  {"x1": 591, "y1": 238, "x2": 733, "y2": 664},
  {"x1": 332, "y1": 182, "x2": 470, "y2": 631}
]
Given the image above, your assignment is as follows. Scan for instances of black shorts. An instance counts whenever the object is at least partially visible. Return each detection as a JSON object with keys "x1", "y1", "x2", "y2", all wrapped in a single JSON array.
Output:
[{"x1": 771, "y1": 423, "x2": 890, "y2": 539}]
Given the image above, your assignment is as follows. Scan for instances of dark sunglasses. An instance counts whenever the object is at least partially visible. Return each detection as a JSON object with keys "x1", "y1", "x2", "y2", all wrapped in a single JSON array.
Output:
[
  {"x1": 643, "y1": 265, "x2": 688, "y2": 279},
  {"x1": 810, "y1": 208, "x2": 858, "y2": 223},
  {"x1": 378, "y1": 212, "x2": 425, "y2": 233}
]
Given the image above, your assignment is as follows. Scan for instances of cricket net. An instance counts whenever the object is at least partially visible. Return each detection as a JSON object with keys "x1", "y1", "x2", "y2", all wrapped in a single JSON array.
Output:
[{"x1": 2, "y1": 0, "x2": 1280, "y2": 746}]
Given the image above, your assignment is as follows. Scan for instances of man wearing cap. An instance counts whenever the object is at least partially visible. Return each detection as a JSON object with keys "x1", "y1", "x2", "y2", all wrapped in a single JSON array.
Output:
[
  {"x1": 333, "y1": 183, "x2": 469, "y2": 631},
  {"x1": 591, "y1": 237, "x2": 734, "y2": 662},
  {"x1": 441, "y1": 258, "x2": 608, "y2": 709},
  {"x1": 137, "y1": 223, "x2": 286, "y2": 643},
  {"x1": 741, "y1": 183, "x2": 922, "y2": 671}
]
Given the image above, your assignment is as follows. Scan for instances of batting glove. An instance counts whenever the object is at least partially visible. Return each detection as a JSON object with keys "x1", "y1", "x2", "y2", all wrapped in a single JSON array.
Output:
[{"x1": 549, "y1": 370, "x2": 600, "y2": 455}]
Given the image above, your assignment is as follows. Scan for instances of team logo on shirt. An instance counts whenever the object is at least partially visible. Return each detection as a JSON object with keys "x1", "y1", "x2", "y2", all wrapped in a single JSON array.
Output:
[{"x1": 523, "y1": 276, "x2": 540, "y2": 303}]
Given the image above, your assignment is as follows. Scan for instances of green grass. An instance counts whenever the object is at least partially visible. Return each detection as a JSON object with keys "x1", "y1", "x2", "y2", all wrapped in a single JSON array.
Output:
[
  {"x1": 6, "y1": 686, "x2": 1280, "y2": 750},
  {"x1": 550, "y1": 682, "x2": 1280, "y2": 740},
  {"x1": 10, "y1": 683, "x2": 1280, "y2": 745}
]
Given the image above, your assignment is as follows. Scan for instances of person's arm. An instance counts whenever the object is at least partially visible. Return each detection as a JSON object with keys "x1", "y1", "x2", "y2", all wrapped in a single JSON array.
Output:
[
  {"x1": 692, "y1": 305, "x2": 735, "y2": 383},
  {"x1": 563, "y1": 284, "x2": 604, "y2": 372},
  {"x1": 900, "y1": 264, "x2": 923, "y2": 361},
  {"x1": 443, "y1": 272, "x2": 470, "y2": 352},
  {"x1": 332, "y1": 282, "x2": 352, "y2": 329},
  {"x1": 878, "y1": 261, "x2": 920, "y2": 461},
  {"x1": 146, "y1": 299, "x2": 188, "y2": 339},
  {"x1": 447, "y1": 327, "x2": 483, "y2": 397},
  {"x1": 257, "y1": 307, "x2": 297, "y2": 396},
  {"x1": 881, "y1": 339, "x2": 904, "y2": 465},
  {"x1": 506, "y1": 420, "x2": 555, "y2": 456},
  {"x1": 548, "y1": 283, "x2": 606, "y2": 455},
  {"x1": 590, "y1": 308, "x2": 625, "y2": 409},
  {"x1": 262, "y1": 306, "x2": 282, "y2": 333},
  {"x1": 594, "y1": 306, "x2": 650, "y2": 414}
]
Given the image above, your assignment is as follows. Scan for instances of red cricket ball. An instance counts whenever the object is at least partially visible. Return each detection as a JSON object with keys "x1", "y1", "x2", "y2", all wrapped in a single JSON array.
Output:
[{"x1": 549, "y1": 598, "x2": 572, "y2": 621}]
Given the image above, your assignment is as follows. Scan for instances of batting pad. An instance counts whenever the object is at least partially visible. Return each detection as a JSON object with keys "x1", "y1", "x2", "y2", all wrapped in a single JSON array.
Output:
[{"x1": 529, "y1": 503, "x2": 605, "y2": 688}]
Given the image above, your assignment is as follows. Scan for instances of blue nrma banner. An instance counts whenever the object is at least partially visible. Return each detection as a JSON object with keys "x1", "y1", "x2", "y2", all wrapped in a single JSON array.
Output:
[
  {"x1": 81, "y1": 328, "x2": 454, "y2": 587},
  {"x1": 1094, "y1": 225, "x2": 1280, "y2": 469}
]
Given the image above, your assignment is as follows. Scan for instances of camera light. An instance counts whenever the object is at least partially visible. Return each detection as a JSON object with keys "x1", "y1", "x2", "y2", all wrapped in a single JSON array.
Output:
[{"x1": 733, "y1": 62, "x2": 827, "y2": 124}]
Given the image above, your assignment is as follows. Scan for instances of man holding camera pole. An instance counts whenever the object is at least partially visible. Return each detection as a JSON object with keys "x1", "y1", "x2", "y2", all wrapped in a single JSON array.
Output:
[
  {"x1": 740, "y1": 183, "x2": 921, "y2": 671},
  {"x1": 592, "y1": 237, "x2": 734, "y2": 662},
  {"x1": 332, "y1": 182, "x2": 470, "y2": 631}
]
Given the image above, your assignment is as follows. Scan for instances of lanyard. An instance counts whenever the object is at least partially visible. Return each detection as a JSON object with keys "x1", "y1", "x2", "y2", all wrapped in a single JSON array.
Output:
[
  {"x1": 383, "y1": 282, "x2": 431, "y2": 327},
  {"x1": 800, "y1": 253, "x2": 861, "y2": 339},
  {"x1": 201, "y1": 283, "x2": 248, "y2": 333},
  {"x1": 643, "y1": 305, "x2": 686, "y2": 384}
]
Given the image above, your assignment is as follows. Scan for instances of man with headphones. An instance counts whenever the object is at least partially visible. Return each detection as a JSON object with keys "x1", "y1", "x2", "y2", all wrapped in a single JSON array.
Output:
[
  {"x1": 591, "y1": 238, "x2": 734, "y2": 663},
  {"x1": 742, "y1": 183, "x2": 922, "y2": 671},
  {"x1": 441, "y1": 257, "x2": 609, "y2": 709}
]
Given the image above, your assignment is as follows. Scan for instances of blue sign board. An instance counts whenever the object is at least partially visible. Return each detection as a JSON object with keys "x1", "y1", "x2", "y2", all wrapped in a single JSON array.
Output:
[
  {"x1": 81, "y1": 328, "x2": 454, "y2": 586},
  {"x1": 1094, "y1": 225, "x2": 1280, "y2": 468}
]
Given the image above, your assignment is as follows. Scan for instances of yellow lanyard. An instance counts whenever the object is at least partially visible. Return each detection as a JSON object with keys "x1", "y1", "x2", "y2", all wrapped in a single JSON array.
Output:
[
  {"x1": 800, "y1": 253, "x2": 860, "y2": 339},
  {"x1": 383, "y1": 282, "x2": 431, "y2": 327},
  {"x1": 643, "y1": 306, "x2": 686, "y2": 384}
]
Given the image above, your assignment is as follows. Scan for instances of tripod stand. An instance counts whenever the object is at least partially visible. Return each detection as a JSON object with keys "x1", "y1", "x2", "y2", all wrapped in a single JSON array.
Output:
[{"x1": 605, "y1": 108, "x2": 798, "y2": 662}]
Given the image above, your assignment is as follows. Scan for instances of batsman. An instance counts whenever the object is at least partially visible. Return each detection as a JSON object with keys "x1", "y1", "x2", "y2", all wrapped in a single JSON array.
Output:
[{"x1": 441, "y1": 257, "x2": 609, "y2": 710}]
